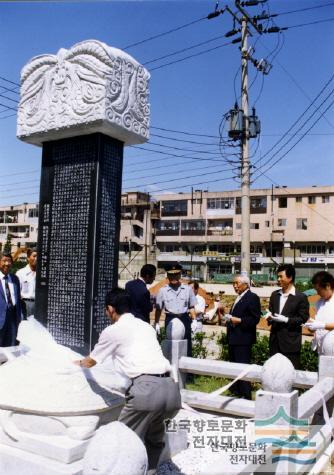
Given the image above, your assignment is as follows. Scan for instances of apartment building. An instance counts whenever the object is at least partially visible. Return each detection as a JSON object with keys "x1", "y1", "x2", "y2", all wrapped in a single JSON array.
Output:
[
  {"x1": 154, "y1": 186, "x2": 334, "y2": 280},
  {"x1": 119, "y1": 191, "x2": 159, "y2": 280},
  {"x1": 0, "y1": 203, "x2": 39, "y2": 255},
  {"x1": 2, "y1": 186, "x2": 333, "y2": 281}
]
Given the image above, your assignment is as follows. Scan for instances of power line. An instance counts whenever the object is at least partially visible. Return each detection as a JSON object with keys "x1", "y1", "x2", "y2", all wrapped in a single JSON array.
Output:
[
  {"x1": 123, "y1": 16, "x2": 207, "y2": 50},
  {"x1": 252, "y1": 71, "x2": 334, "y2": 168},
  {"x1": 252, "y1": 93, "x2": 334, "y2": 182},
  {"x1": 150, "y1": 40, "x2": 234, "y2": 72},
  {"x1": 124, "y1": 162, "x2": 236, "y2": 183},
  {"x1": 132, "y1": 145, "x2": 236, "y2": 163},
  {"x1": 286, "y1": 16, "x2": 334, "y2": 30},
  {"x1": 143, "y1": 33, "x2": 227, "y2": 66},
  {"x1": 123, "y1": 174, "x2": 235, "y2": 194},
  {"x1": 276, "y1": 2, "x2": 334, "y2": 17}
]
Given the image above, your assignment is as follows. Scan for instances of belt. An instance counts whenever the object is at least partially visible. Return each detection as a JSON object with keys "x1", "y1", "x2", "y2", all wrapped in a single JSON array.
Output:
[
  {"x1": 166, "y1": 312, "x2": 188, "y2": 318},
  {"x1": 23, "y1": 298, "x2": 35, "y2": 302},
  {"x1": 132, "y1": 372, "x2": 170, "y2": 380}
]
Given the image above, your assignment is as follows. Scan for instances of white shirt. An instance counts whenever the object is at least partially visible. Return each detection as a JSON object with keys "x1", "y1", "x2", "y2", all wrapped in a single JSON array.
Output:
[
  {"x1": 16, "y1": 265, "x2": 36, "y2": 299},
  {"x1": 90, "y1": 313, "x2": 171, "y2": 378},
  {"x1": 279, "y1": 286, "x2": 296, "y2": 314},
  {"x1": 312, "y1": 294, "x2": 334, "y2": 353},
  {"x1": 195, "y1": 294, "x2": 206, "y2": 315},
  {"x1": 231, "y1": 288, "x2": 249, "y2": 311},
  {"x1": 0, "y1": 271, "x2": 16, "y2": 305}
]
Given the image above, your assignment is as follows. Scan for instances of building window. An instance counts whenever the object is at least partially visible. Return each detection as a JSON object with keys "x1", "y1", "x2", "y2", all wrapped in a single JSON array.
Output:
[
  {"x1": 250, "y1": 223, "x2": 259, "y2": 229},
  {"x1": 161, "y1": 200, "x2": 187, "y2": 217},
  {"x1": 296, "y1": 196, "x2": 302, "y2": 203},
  {"x1": 181, "y1": 220, "x2": 205, "y2": 235},
  {"x1": 236, "y1": 223, "x2": 241, "y2": 229},
  {"x1": 278, "y1": 219, "x2": 287, "y2": 227},
  {"x1": 207, "y1": 197, "x2": 235, "y2": 209},
  {"x1": 0, "y1": 226, "x2": 6, "y2": 235},
  {"x1": 297, "y1": 218, "x2": 307, "y2": 230},
  {"x1": 308, "y1": 196, "x2": 316, "y2": 204},
  {"x1": 265, "y1": 221, "x2": 270, "y2": 227},
  {"x1": 322, "y1": 196, "x2": 330, "y2": 203},
  {"x1": 28, "y1": 208, "x2": 39, "y2": 218},
  {"x1": 208, "y1": 244, "x2": 234, "y2": 254},
  {"x1": 278, "y1": 197, "x2": 287, "y2": 208},
  {"x1": 250, "y1": 244, "x2": 263, "y2": 253},
  {"x1": 299, "y1": 244, "x2": 325, "y2": 255}
]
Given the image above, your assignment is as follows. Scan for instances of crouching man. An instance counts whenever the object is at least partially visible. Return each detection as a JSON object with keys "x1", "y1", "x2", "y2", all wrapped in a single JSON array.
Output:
[{"x1": 76, "y1": 288, "x2": 181, "y2": 472}]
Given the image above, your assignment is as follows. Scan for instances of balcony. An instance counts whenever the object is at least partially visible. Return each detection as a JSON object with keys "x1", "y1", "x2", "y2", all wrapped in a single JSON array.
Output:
[
  {"x1": 156, "y1": 229, "x2": 179, "y2": 236},
  {"x1": 181, "y1": 229, "x2": 205, "y2": 236},
  {"x1": 161, "y1": 210, "x2": 187, "y2": 217}
]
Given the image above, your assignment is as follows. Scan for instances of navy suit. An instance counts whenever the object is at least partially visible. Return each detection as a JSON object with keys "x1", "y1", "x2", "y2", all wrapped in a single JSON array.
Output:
[
  {"x1": 269, "y1": 289, "x2": 309, "y2": 369},
  {"x1": 125, "y1": 279, "x2": 153, "y2": 324},
  {"x1": 227, "y1": 289, "x2": 261, "y2": 399},
  {"x1": 0, "y1": 274, "x2": 22, "y2": 347}
]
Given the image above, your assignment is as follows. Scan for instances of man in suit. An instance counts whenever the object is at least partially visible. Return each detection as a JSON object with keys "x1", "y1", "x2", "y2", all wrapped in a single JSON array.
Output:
[
  {"x1": 267, "y1": 264, "x2": 309, "y2": 369},
  {"x1": 223, "y1": 275, "x2": 261, "y2": 399},
  {"x1": 0, "y1": 252, "x2": 23, "y2": 347},
  {"x1": 125, "y1": 264, "x2": 156, "y2": 324}
]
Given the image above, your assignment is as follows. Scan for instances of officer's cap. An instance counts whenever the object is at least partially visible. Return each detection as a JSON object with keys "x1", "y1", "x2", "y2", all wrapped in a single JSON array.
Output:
[{"x1": 166, "y1": 263, "x2": 183, "y2": 275}]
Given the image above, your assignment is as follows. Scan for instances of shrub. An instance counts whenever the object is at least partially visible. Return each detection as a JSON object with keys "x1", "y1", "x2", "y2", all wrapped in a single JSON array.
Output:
[
  {"x1": 251, "y1": 334, "x2": 270, "y2": 365},
  {"x1": 300, "y1": 340, "x2": 318, "y2": 372},
  {"x1": 192, "y1": 332, "x2": 208, "y2": 359},
  {"x1": 217, "y1": 331, "x2": 318, "y2": 372}
]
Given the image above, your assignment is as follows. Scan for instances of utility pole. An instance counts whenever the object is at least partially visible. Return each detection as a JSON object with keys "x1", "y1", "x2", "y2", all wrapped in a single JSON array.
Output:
[
  {"x1": 207, "y1": 0, "x2": 283, "y2": 276},
  {"x1": 240, "y1": 14, "x2": 250, "y2": 275}
]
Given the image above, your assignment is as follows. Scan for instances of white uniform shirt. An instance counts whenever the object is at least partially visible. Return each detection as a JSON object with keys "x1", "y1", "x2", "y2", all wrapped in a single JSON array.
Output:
[
  {"x1": 312, "y1": 294, "x2": 334, "y2": 353},
  {"x1": 16, "y1": 265, "x2": 36, "y2": 299},
  {"x1": 0, "y1": 271, "x2": 16, "y2": 305},
  {"x1": 90, "y1": 313, "x2": 171, "y2": 378},
  {"x1": 156, "y1": 284, "x2": 197, "y2": 314},
  {"x1": 279, "y1": 286, "x2": 296, "y2": 314},
  {"x1": 195, "y1": 294, "x2": 206, "y2": 315}
]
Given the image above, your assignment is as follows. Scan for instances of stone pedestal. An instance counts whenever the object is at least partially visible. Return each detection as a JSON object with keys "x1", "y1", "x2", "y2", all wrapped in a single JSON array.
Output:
[{"x1": 17, "y1": 39, "x2": 150, "y2": 353}]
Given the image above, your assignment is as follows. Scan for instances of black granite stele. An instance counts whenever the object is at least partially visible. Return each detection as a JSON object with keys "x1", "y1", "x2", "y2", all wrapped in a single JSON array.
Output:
[{"x1": 35, "y1": 133, "x2": 123, "y2": 354}]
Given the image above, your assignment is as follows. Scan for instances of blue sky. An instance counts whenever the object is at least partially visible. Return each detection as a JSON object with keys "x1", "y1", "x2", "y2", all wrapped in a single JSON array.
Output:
[{"x1": 0, "y1": 0, "x2": 333, "y2": 205}]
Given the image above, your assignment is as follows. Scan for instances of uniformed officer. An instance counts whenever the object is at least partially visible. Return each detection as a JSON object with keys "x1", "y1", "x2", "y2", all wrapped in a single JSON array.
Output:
[{"x1": 155, "y1": 264, "x2": 196, "y2": 357}]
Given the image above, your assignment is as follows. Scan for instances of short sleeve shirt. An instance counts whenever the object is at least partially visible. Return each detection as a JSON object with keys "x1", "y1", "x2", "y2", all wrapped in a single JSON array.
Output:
[{"x1": 156, "y1": 284, "x2": 197, "y2": 314}]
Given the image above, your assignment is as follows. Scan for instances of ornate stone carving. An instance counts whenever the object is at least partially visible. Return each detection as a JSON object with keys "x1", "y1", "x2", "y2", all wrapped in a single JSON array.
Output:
[
  {"x1": 261, "y1": 353, "x2": 296, "y2": 393},
  {"x1": 17, "y1": 40, "x2": 150, "y2": 146}
]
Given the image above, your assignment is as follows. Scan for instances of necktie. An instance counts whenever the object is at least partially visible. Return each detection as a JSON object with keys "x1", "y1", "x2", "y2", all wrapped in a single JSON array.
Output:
[{"x1": 4, "y1": 275, "x2": 13, "y2": 308}]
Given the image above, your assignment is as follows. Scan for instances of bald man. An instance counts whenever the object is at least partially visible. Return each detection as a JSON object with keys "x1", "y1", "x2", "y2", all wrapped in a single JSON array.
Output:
[{"x1": 223, "y1": 275, "x2": 261, "y2": 400}]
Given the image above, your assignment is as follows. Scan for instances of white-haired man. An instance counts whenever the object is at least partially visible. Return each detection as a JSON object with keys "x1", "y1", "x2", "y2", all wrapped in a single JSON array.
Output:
[{"x1": 222, "y1": 274, "x2": 261, "y2": 399}]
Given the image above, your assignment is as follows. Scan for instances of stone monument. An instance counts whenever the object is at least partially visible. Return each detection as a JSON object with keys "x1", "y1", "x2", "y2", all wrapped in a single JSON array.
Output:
[{"x1": 17, "y1": 39, "x2": 150, "y2": 353}]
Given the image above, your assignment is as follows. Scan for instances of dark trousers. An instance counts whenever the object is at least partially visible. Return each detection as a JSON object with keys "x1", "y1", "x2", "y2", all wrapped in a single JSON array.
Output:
[
  {"x1": 228, "y1": 345, "x2": 252, "y2": 400},
  {"x1": 269, "y1": 339, "x2": 301, "y2": 369},
  {"x1": 22, "y1": 299, "x2": 35, "y2": 318},
  {"x1": 118, "y1": 375, "x2": 181, "y2": 470},
  {"x1": 0, "y1": 308, "x2": 18, "y2": 347},
  {"x1": 165, "y1": 313, "x2": 192, "y2": 357}
]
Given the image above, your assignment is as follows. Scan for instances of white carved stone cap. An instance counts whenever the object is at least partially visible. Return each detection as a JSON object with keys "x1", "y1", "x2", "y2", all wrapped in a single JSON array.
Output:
[
  {"x1": 17, "y1": 39, "x2": 150, "y2": 146},
  {"x1": 83, "y1": 421, "x2": 148, "y2": 475},
  {"x1": 322, "y1": 331, "x2": 334, "y2": 355},
  {"x1": 261, "y1": 353, "x2": 296, "y2": 393}
]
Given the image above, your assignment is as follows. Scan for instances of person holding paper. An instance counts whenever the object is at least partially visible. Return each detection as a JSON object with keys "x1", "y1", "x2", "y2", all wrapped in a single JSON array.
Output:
[{"x1": 267, "y1": 264, "x2": 309, "y2": 369}]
